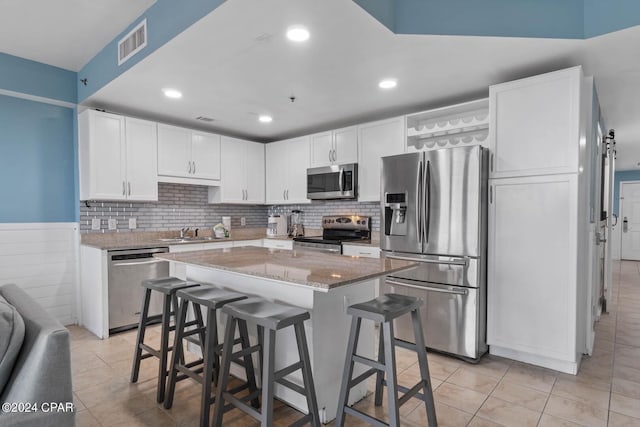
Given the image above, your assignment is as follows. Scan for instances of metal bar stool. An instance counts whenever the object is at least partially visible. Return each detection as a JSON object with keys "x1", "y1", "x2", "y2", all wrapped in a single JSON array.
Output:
[
  {"x1": 130, "y1": 277, "x2": 200, "y2": 403},
  {"x1": 213, "y1": 297, "x2": 321, "y2": 427},
  {"x1": 164, "y1": 284, "x2": 259, "y2": 427},
  {"x1": 335, "y1": 293, "x2": 437, "y2": 427}
]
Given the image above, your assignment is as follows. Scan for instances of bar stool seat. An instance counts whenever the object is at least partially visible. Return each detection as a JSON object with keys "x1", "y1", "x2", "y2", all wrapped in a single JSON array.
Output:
[
  {"x1": 213, "y1": 297, "x2": 320, "y2": 427},
  {"x1": 164, "y1": 284, "x2": 257, "y2": 427},
  {"x1": 130, "y1": 277, "x2": 200, "y2": 404},
  {"x1": 336, "y1": 293, "x2": 437, "y2": 427}
]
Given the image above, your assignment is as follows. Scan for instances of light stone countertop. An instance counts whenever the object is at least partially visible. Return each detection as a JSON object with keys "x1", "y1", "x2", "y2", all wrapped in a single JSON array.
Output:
[{"x1": 155, "y1": 246, "x2": 415, "y2": 290}]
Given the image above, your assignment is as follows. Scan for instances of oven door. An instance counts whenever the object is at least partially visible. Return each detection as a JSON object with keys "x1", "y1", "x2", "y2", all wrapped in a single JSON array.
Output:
[
  {"x1": 382, "y1": 276, "x2": 481, "y2": 360},
  {"x1": 307, "y1": 164, "x2": 357, "y2": 200}
]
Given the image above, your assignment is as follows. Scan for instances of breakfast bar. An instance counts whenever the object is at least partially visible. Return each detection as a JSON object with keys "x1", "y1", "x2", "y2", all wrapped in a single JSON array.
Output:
[{"x1": 155, "y1": 246, "x2": 416, "y2": 423}]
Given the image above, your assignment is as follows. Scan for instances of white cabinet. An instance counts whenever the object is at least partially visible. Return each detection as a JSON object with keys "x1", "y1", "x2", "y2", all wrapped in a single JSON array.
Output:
[
  {"x1": 263, "y1": 239, "x2": 293, "y2": 250},
  {"x1": 487, "y1": 175, "x2": 578, "y2": 364},
  {"x1": 266, "y1": 136, "x2": 310, "y2": 204},
  {"x1": 357, "y1": 117, "x2": 405, "y2": 201},
  {"x1": 157, "y1": 124, "x2": 221, "y2": 185},
  {"x1": 209, "y1": 137, "x2": 265, "y2": 204},
  {"x1": 233, "y1": 239, "x2": 264, "y2": 248},
  {"x1": 489, "y1": 67, "x2": 581, "y2": 178},
  {"x1": 342, "y1": 244, "x2": 380, "y2": 258},
  {"x1": 79, "y1": 110, "x2": 157, "y2": 201},
  {"x1": 487, "y1": 66, "x2": 593, "y2": 374},
  {"x1": 310, "y1": 126, "x2": 358, "y2": 167}
]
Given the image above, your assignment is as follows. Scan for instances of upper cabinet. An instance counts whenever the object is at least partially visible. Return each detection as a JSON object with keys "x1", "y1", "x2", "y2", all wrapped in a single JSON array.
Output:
[
  {"x1": 266, "y1": 136, "x2": 310, "y2": 204},
  {"x1": 309, "y1": 126, "x2": 358, "y2": 167},
  {"x1": 357, "y1": 117, "x2": 405, "y2": 202},
  {"x1": 489, "y1": 67, "x2": 581, "y2": 178},
  {"x1": 157, "y1": 124, "x2": 221, "y2": 185},
  {"x1": 208, "y1": 136, "x2": 265, "y2": 204},
  {"x1": 79, "y1": 110, "x2": 157, "y2": 201}
]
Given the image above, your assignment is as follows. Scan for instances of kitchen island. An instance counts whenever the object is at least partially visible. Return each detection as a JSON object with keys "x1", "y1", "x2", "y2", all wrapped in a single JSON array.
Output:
[{"x1": 155, "y1": 246, "x2": 416, "y2": 423}]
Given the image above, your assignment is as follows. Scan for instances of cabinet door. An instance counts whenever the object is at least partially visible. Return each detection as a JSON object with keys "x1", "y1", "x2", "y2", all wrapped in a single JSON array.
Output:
[
  {"x1": 245, "y1": 141, "x2": 265, "y2": 203},
  {"x1": 489, "y1": 67, "x2": 581, "y2": 178},
  {"x1": 334, "y1": 126, "x2": 358, "y2": 164},
  {"x1": 357, "y1": 117, "x2": 405, "y2": 201},
  {"x1": 285, "y1": 136, "x2": 311, "y2": 204},
  {"x1": 84, "y1": 111, "x2": 126, "y2": 200},
  {"x1": 220, "y1": 136, "x2": 247, "y2": 203},
  {"x1": 265, "y1": 140, "x2": 288, "y2": 204},
  {"x1": 487, "y1": 174, "x2": 577, "y2": 361},
  {"x1": 157, "y1": 124, "x2": 191, "y2": 177},
  {"x1": 125, "y1": 117, "x2": 158, "y2": 201},
  {"x1": 191, "y1": 131, "x2": 221, "y2": 181},
  {"x1": 309, "y1": 131, "x2": 333, "y2": 167}
]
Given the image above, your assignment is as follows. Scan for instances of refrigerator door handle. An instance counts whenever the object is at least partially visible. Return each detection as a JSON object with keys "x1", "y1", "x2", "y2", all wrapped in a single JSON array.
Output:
[
  {"x1": 386, "y1": 279, "x2": 469, "y2": 295},
  {"x1": 416, "y1": 160, "x2": 423, "y2": 245},
  {"x1": 386, "y1": 254, "x2": 469, "y2": 266},
  {"x1": 425, "y1": 160, "x2": 431, "y2": 243}
]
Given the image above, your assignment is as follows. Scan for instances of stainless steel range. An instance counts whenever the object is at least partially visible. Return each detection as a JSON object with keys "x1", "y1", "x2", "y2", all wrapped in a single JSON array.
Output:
[{"x1": 293, "y1": 215, "x2": 371, "y2": 254}]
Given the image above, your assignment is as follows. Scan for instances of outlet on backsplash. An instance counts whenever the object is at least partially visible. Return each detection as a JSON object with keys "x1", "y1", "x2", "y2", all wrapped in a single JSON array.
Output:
[
  {"x1": 91, "y1": 218, "x2": 101, "y2": 230},
  {"x1": 108, "y1": 218, "x2": 117, "y2": 230},
  {"x1": 129, "y1": 218, "x2": 137, "y2": 229},
  {"x1": 240, "y1": 217, "x2": 246, "y2": 226}
]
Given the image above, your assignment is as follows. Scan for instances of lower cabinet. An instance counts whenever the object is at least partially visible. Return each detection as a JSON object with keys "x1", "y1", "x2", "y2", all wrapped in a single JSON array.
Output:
[
  {"x1": 263, "y1": 239, "x2": 294, "y2": 250},
  {"x1": 341, "y1": 244, "x2": 380, "y2": 258},
  {"x1": 487, "y1": 174, "x2": 582, "y2": 373}
]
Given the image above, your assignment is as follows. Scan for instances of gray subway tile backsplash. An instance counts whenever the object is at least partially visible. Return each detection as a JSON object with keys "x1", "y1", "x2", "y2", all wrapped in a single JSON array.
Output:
[{"x1": 80, "y1": 183, "x2": 380, "y2": 233}]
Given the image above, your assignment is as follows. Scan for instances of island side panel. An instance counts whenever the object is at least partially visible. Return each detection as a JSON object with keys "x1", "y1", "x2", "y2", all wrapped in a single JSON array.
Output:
[
  {"x1": 312, "y1": 279, "x2": 376, "y2": 423},
  {"x1": 79, "y1": 245, "x2": 109, "y2": 338}
]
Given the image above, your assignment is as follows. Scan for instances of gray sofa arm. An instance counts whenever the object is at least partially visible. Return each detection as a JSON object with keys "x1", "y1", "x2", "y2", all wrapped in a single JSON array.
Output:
[{"x1": 0, "y1": 284, "x2": 74, "y2": 427}]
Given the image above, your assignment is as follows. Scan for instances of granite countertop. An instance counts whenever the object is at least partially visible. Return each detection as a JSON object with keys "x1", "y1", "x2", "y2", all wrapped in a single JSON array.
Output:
[
  {"x1": 155, "y1": 246, "x2": 415, "y2": 290},
  {"x1": 81, "y1": 228, "x2": 289, "y2": 250}
]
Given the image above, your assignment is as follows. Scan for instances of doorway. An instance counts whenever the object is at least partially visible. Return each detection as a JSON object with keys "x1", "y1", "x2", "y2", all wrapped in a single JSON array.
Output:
[{"x1": 620, "y1": 181, "x2": 640, "y2": 260}]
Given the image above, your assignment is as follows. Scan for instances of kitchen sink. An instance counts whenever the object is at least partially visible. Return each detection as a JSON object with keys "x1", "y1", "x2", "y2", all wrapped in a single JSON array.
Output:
[{"x1": 156, "y1": 237, "x2": 217, "y2": 243}]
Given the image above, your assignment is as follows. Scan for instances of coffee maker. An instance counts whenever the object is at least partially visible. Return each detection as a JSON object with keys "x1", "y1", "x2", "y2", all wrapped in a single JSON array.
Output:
[{"x1": 288, "y1": 210, "x2": 305, "y2": 237}]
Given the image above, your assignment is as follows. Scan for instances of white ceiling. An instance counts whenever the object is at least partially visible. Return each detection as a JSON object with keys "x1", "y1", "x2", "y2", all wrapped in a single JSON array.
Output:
[
  {"x1": 2, "y1": 0, "x2": 639, "y2": 170},
  {"x1": 0, "y1": 0, "x2": 155, "y2": 71}
]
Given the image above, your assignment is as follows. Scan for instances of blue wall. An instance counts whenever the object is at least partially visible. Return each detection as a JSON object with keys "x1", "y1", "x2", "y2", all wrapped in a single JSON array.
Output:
[
  {"x1": 614, "y1": 170, "x2": 640, "y2": 216},
  {"x1": 0, "y1": 95, "x2": 76, "y2": 222}
]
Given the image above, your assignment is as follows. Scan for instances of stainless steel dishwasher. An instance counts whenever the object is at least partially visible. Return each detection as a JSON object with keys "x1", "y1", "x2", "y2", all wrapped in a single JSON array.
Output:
[{"x1": 108, "y1": 247, "x2": 169, "y2": 333}]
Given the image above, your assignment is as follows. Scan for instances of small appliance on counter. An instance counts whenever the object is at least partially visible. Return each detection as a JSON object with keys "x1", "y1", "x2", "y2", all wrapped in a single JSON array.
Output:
[
  {"x1": 288, "y1": 210, "x2": 305, "y2": 237},
  {"x1": 293, "y1": 215, "x2": 371, "y2": 254},
  {"x1": 267, "y1": 214, "x2": 288, "y2": 237}
]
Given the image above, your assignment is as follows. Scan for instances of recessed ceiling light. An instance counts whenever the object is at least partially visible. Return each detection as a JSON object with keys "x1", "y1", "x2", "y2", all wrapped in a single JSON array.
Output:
[
  {"x1": 286, "y1": 25, "x2": 310, "y2": 42},
  {"x1": 162, "y1": 88, "x2": 182, "y2": 99},
  {"x1": 258, "y1": 115, "x2": 273, "y2": 123},
  {"x1": 378, "y1": 79, "x2": 398, "y2": 89}
]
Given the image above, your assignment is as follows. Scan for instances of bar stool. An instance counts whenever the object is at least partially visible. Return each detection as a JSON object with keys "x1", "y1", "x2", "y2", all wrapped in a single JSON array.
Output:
[
  {"x1": 164, "y1": 284, "x2": 258, "y2": 427},
  {"x1": 335, "y1": 293, "x2": 437, "y2": 427},
  {"x1": 213, "y1": 297, "x2": 321, "y2": 427},
  {"x1": 130, "y1": 277, "x2": 200, "y2": 403}
]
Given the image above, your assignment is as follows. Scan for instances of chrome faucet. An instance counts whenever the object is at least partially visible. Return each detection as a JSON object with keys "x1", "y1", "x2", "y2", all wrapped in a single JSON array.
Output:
[{"x1": 180, "y1": 227, "x2": 190, "y2": 238}]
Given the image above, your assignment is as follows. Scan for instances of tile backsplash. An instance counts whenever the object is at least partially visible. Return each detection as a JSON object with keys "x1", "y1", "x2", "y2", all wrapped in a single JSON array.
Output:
[
  {"x1": 80, "y1": 183, "x2": 268, "y2": 233},
  {"x1": 269, "y1": 200, "x2": 380, "y2": 231},
  {"x1": 80, "y1": 183, "x2": 381, "y2": 233}
]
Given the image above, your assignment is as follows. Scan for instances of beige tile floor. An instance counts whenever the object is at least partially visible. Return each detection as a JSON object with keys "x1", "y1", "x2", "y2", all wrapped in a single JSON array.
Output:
[{"x1": 69, "y1": 260, "x2": 640, "y2": 426}]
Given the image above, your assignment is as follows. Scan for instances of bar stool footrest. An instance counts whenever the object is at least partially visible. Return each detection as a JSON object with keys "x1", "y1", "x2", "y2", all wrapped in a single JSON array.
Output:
[
  {"x1": 290, "y1": 413, "x2": 313, "y2": 427},
  {"x1": 349, "y1": 367, "x2": 377, "y2": 389},
  {"x1": 276, "y1": 377, "x2": 306, "y2": 396},
  {"x1": 344, "y1": 406, "x2": 389, "y2": 427},
  {"x1": 352, "y1": 354, "x2": 385, "y2": 371},
  {"x1": 222, "y1": 391, "x2": 261, "y2": 421},
  {"x1": 275, "y1": 361, "x2": 302, "y2": 381}
]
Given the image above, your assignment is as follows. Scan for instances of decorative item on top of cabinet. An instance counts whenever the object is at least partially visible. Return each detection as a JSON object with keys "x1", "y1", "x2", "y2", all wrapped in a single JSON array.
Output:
[
  {"x1": 406, "y1": 99, "x2": 489, "y2": 152},
  {"x1": 78, "y1": 110, "x2": 158, "y2": 201},
  {"x1": 310, "y1": 126, "x2": 358, "y2": 167},
  {"x1": 157, "y1": 123, "x2": 221, "y2": 185},
  {"x1": 208, "y1": 136, "x2": 265, "y2": 204}
]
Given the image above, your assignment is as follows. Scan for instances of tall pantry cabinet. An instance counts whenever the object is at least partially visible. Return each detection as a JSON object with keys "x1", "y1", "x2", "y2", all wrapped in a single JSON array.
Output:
[{"x1": 487, "y1": 66, "x2": 597, "y2": 374}]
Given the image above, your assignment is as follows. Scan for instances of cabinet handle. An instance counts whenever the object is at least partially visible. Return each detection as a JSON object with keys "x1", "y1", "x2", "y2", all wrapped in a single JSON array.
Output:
[
  {"x1": 286, "y1": 189, "x2": 289, "y2": 200},
  {"x1": 128, "y1": 182, "x2": 131, "y2": 196},
  {"x1": 193, "y1": 161, "x2": 196, "y2": 174},
  {"x1": 328, "y1": 150, "x2": 332, "y2": 163},
  {"x1": 489, "y1": 185, "x2": 493, "y2": 204},
  {"x1": 283, "y1": 189, "x2": 286, "y2": 200},
  {"x1": 188, "y1": 161, "x2": 192, "y2": 174},
  {"x1": 122, "y1": 181, "x2": 126, "y2": 196},
  {"x1": 490, "y1": 153, "x2": 494, "y2": 172}
]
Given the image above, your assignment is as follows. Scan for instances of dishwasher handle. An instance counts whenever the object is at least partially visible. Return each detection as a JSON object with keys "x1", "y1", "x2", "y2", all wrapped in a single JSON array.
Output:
[
  {"x1": 385, "y1": 279, "x2": 469, "y2": 295},
  {"x1": 111, "y1": 258, "x2": 167, "y2": 267}
]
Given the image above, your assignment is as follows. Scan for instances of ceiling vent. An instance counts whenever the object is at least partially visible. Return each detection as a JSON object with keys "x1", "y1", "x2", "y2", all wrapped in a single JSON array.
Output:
[
  {"x1": 118, "y1": 19, "x2": 147, "y2": 66},
  {"x1": 195, "y1": 116, "x2": 215, "y2": 122}
]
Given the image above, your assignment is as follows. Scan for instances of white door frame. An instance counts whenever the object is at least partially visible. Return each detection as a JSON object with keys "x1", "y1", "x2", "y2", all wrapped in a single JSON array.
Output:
[{"x1": 620, "y1": 180, "x2": 640, "y2": 261}]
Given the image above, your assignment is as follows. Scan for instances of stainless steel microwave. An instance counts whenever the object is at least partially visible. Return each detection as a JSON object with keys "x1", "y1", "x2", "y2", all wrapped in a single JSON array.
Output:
[{"x1": 307, "y1": 163, "x2": 358, "y2": 200}]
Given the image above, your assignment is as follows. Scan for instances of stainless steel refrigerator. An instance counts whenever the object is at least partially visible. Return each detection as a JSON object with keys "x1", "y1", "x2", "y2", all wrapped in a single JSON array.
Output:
[{"x1": 380, "y1": 145, "x2": 488, "y2": 360}]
